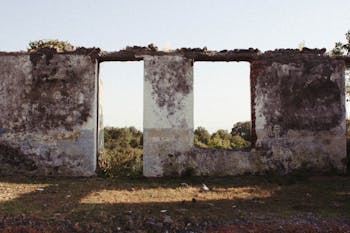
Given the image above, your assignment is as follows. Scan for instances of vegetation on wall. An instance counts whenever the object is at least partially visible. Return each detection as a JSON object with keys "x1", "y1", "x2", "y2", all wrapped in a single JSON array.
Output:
[{"x1": 28, "y1": 39, "x2": 75, "y2": 52}]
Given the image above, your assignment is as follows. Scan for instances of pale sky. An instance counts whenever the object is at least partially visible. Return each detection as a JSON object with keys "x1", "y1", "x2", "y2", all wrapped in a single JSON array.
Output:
[{"x1": 1, "y1": 0, "x2": 350, "y2": 132}]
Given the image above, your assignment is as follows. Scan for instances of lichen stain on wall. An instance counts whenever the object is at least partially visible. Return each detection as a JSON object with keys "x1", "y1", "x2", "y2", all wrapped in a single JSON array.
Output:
[
  {"x1": 145, "y1": 56, "x2": 193, "y2": 116},
  {"x1": 0, "y1": 52, "x2": 97, "y2": 176},
  {"x1": 27, "y1": 53, "x2": 94, "y2": 132},
  {"x1": 144, "y1": 50, "x2": 347, "y2": 177},
  {"x1": 0, "y1": 48, "x2": 347, "y2": 177},
  {"x1": 258, "y1": 61, "x2": 342, "y2": 133}
]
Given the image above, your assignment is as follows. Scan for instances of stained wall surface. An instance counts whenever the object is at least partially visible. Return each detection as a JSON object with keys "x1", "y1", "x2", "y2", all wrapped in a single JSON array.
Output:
[
  {"x1": 252, "y1": 51, "x2": 346, "y2": 174},
  {"x1": 142, "y1": 50, "x2": 347, "y2": 177},
  {"x1": 0, "y1": 51, "x2": 97, "y2": 176},
  {"x1": 0, "y1": 47, "x2": 347, "y2": 177},
  {"x1": 143, "y1": 55, "x2": 194, "y2": 177}
]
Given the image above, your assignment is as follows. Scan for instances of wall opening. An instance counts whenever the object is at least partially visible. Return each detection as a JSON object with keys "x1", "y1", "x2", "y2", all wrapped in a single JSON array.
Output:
[
  {"x1": 194, "y1": 62, "x2": 251, "y2": 150},
  {"x1": 97, "y1": 61, "x2": 144, "y2": 177}
]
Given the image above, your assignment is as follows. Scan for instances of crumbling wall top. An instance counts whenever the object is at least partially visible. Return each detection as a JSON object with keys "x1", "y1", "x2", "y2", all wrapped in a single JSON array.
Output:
[
  {"x1": 96, "y1": 46, "x2": 350, "y2": 63},
  {"x1": 99, "y1": 46, "x2": 260, "y2": 62},
  {"x1": 1, "y1": 46, "x2": 349, "y2": 64},
  {"x1": 0, "y1": 47, "x2": 101, "y2": 60}
]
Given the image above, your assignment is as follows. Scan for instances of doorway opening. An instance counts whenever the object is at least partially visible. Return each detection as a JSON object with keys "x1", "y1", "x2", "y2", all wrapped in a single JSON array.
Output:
[{"x1": 97, "y1": 61, "x2": 144, "y2": 177}]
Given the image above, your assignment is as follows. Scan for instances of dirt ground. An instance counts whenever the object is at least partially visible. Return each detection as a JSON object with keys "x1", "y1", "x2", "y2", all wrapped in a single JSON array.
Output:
[{"x1": 0, "y1": 175, "x2": 349, "y2": 232}]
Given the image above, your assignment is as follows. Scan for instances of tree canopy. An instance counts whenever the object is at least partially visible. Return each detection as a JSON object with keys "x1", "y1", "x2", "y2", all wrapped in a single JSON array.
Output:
[
  {"x1": 194, "y1": 123, "x2": 251, "y2": 150},
  {"x1": 331, "y1": 31, "x2": 350, "y2": 98},
  {"x1": 231, "y1": 121, "x2": 251, "y2": 141},
  {"x1": 331, "y1": 31, "x2": 350, "y2": 56}
]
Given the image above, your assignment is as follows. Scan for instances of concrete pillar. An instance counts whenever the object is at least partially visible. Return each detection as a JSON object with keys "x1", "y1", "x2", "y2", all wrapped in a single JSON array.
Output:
[{"x1": 143, "y1": 55, "x2": 194, "y2": 177}]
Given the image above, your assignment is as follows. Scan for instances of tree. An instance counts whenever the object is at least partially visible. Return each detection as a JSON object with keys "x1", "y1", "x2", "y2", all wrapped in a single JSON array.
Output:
[
  {"x1": 194, "y1": 126, "x2": 251, "y2": 149},
  {"x1": 194, "y1": 127, "x2": 211, "y2": 148},
  {"x1": 103, "y1": 127, "x2": 143, "y2": 150},
  {"x1": 213, "y1": 129, "x2": 232, "y2": 141},
  {"x1": 28, "y1": 39, "x2": 75, "y2": 52},
  {"x1": 208, "y1": 131, "x2": 231, "y2": 149},
  {"x1": 100, "y1": 127, "x2": 143, "y2": 177},
  {"x1": 330, "y1": 31, "x2": 350, "y2": 56},
  {"x1": 331, "y1": 31, "x2": 350, "y2": 98},
  {"x1": 230, "y1": 135, "x2": 250, "y2": 148},
  {"x1": 231, "y1": 121, "x2": 251, "y2": 141}
]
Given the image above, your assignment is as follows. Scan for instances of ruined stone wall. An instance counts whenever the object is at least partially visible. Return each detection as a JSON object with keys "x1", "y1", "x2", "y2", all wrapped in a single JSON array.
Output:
[
  {"x1": 0, "y1": 50, "x2": 98, "y2": 176},
  {"x1": 141, "y1": 49, "x2": 347, "y2": 177},
  {"x1": 143, "y1": 55, "x2": 194, "y2": 176},
  {"x1": 0, "y1": 47, "x2": 347, "y2": 177},
  {"x1": 253, "y1": 51, "x2": 346, "y2": 174}
]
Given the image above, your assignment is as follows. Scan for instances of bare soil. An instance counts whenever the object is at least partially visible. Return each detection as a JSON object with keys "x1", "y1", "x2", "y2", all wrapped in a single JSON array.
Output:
[{"x1": 0, "y1": 175, "x2": 349, "y2": 232}]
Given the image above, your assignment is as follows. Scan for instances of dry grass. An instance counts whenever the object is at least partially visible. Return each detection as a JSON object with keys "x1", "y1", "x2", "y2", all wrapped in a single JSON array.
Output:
[
  {"x1": 80, "y1": 186, "x2": 275, "y2": 204},
  {"x1": 0, "y1": 175, "x2": 349, "y2": 232},
  {"x1": 0, "y1": 182, "x2": 49, "y2": 203}
]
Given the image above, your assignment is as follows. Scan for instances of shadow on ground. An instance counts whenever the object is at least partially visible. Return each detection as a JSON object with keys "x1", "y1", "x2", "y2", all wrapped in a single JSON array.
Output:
[{"x1": 0, "y1": 175, "x2": 350, "y2": 232}]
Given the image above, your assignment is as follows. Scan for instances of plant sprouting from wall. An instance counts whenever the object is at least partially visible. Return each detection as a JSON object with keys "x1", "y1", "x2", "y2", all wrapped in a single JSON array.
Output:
[{"x1": 28, "y1": 39, "x2": 75, "y2": 52}]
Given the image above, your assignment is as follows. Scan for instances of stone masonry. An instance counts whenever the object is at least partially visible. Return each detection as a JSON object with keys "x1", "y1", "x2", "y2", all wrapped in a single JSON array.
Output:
[{"x1": 0, "y1": 46, "x2": 348, "y2": 176}]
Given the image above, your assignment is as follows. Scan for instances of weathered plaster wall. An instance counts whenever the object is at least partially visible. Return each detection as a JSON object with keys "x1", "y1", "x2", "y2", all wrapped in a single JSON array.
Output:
[
  {"x1": 252, "y1": 51, "x2": 346, "y2": 174},
  {"x1": 142, "y1": 50, "x2": 347, "y2": 177},
  {"x1": 97, "y1": 64, "x2": 104, "y2": 155},
  {"x1": 0, "y1": 47, "x2": 346, "y2": 177},
  {"x1": 0, "y1": 51, "x2": 97, "y2": 176},
  {"x1": 143, "y1": 55, "x2": 194, "y2": 177}
]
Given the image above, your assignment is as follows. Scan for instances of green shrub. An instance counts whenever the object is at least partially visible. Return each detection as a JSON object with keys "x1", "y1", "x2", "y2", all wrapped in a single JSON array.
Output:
[
  {"x1": 194, "y1": 127, "x2": 210, "y2": 145},
  {"x1": 101, "y1": 148, "x2": 143, "y2": 177},
  {"x1": 231, "y1": 121, "x2": 251, "y2": 141},
  {"x1": 99, "y1": 127, "x2": 143, "y2": 177},
  {"x1": 230, "y1": 135, "x2": 251, "y2": 149},
  {"x1": 208, "y1": 130, "x2": 232, "y2": 149},
  {"x1": 194, "y1": 126, "x2": 250, "y2": 149}
]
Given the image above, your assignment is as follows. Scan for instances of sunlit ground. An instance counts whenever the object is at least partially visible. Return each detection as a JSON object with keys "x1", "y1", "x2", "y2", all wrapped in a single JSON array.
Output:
[
  {"x1": 0, "y1": 182, "x2": 49, "y2": 203},
  {"x1": 80, "y1": 186, "x2": 275, "y2": 204},
  {"x1": 0, "y1": 176, "x2": 349, "y2": 232}
]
